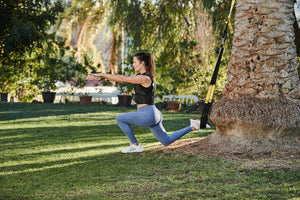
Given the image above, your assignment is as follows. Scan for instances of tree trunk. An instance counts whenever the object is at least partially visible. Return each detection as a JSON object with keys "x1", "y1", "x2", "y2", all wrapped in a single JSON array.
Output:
[
  {"x1": 109, "y1": 22, "x2": 120, "y2": 74},
  {"x1": 75, "y1": 16, "x2": 91, "y2": 63},
  {"x1": 209, "y1": 0, "x2": 300, "y2": 151}
]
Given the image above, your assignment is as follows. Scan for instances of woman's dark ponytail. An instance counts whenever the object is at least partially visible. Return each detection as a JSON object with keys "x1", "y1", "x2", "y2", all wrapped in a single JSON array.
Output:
[{"x1": 134, "y1": 52, "x2": 155, "y2": 79}]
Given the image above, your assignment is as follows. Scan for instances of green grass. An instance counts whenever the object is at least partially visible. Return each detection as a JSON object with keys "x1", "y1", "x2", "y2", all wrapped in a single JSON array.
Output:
[{"x1": 0, "y1": 103, "x2": 299, "y2": 200}]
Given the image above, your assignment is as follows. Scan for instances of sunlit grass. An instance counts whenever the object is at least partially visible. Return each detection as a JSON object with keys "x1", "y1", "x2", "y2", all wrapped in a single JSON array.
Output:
[
  {"x1": 0, "y1": 103, "x2": 201, "y2": 176},
  {"x1": 0, "y1": 103, "x2": 299, "y2": 199}
]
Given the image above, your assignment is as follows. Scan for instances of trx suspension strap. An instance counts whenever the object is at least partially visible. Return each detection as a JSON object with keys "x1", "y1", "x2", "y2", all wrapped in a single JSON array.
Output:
[{"x1": 200, "y1": 0, "x2": 235, "y2": 129}]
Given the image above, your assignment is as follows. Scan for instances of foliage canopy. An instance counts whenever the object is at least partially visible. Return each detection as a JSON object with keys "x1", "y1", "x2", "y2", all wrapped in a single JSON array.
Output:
[
  {"x1": 109, "y1": 0, "x2": 235, "y2": 98},
  {"x1": 0, "y1": 0, "x2": 87, "y2": 100}
]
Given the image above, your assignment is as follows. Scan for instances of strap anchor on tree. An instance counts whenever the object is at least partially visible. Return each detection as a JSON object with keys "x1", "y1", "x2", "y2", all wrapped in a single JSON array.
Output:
[{"x1": 200, "y1": 0, "x2": 235, "y2": 129}]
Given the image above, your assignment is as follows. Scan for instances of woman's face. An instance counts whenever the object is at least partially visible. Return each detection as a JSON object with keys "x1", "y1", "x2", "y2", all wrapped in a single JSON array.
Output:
[{"x1": 133, "y1": 56, "x2": 145, "y2": 72}]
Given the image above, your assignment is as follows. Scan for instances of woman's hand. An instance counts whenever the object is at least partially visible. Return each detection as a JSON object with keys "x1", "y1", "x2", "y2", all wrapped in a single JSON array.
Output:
[{"x1": 88, "y1": 73, "x2": 104, "y2": 80}]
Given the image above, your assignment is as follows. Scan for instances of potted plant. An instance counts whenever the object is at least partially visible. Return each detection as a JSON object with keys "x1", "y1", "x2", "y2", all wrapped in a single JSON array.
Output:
[
  {"x1": 31, "y1": 40, "x2": 87, "y2": 103},
  {"x1": 67, "y1": 77, "x2": 91, "y2": 105},
  {"x1": 79, "y1": 93, "x2": 93, "y2": 104},
  {"x1": 116, "y1": 82, "x2": 133, "y2": 107},
  {"x1": 0, "y1": 65, "x2": 19, "y2": 102},
  {"x1": 114, "y1": 65, "x2": 135, "y2": 107},
  {"x1": 167, "y1": 96, "x2": 182, "y2": 112},
  {"x1": 160, "y1": 89, "x2": 182, "y2": 112},
  {"x1": 76, "y1": 79, "x2": 93, "y2": 105}
]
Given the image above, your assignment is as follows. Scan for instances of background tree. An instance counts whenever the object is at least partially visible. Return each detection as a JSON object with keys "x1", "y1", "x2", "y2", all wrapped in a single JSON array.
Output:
[
  {"x1": 209, "y1": 0, "x2": 300, "y2": 152},
  {"x1": 193, "y1": 0, "x2": 236, "y2": 99},
  {"x1": 108, "y1": 0, "x2": 234, "y2": 98},
  {"x1": 0, "y1": 0, "x2": 64, "y2": 99},
  {"x1": 109, "y1": 22, "x2": 122, "y2": 74},
  {"x1": 58, "y1": 0, "x2": 108, "y2": 69},
  {"x1": 28, "y1": 39, "x2": 88, "y2": 92}
]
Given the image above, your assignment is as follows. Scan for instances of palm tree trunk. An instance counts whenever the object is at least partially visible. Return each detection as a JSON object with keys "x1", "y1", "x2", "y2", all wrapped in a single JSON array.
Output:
[
  {"x1": 109, "y1": 22, "x2": 120, "y2": 74},
  {"x1": 75, "y1": 16, "x2": 91, "y2": 63},
  {"x1": 209, "y1": 0, "x2": 300, "y2": 147}
]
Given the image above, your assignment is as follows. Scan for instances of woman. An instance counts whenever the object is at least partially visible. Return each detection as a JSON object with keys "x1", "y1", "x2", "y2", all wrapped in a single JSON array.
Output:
[{"x1": 89, "y1": 52, "x2": 201, "y2": 153}]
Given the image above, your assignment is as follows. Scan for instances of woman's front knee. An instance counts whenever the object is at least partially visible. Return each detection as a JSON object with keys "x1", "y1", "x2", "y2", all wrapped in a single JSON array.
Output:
[
  {"x1": 116, "y1": 113, "x2": 126, "y2": 120},
  {"x1": 116, "y1": 114, "x2": 125, "y2": 123}
]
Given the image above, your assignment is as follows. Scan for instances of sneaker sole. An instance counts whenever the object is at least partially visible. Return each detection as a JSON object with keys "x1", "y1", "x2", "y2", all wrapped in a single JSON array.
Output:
[{"x1": 121, "y1": 150, "x2": 143, "y2": 153}]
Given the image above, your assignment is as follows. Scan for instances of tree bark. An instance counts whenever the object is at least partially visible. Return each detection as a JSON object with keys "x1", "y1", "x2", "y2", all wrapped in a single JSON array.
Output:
[{"x1": 209, "y1": 0, "x2": 300, "y2": 148}]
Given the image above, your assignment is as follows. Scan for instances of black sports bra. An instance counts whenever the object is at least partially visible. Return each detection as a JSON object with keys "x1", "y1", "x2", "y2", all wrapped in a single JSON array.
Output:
[{"x1": 133, "y1": 72, "x2": 155, "y2": 105}]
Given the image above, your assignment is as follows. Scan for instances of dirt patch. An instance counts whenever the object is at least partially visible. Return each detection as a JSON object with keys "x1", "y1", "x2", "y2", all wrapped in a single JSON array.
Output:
[{"x1": 153, "y1": 137, "x2": 300, "y2": 169}]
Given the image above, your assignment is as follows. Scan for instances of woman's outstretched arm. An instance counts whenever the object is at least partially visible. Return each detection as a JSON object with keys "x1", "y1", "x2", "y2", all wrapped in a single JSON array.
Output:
[{"x1": 89, "y1": 73, "x2": 151, "y2": 86}]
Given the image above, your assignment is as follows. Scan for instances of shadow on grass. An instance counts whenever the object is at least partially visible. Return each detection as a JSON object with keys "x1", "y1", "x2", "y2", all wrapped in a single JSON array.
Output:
[
  {"x1": 0, "y1": 103, "x2": 133, "y2": 121},
  {"x1": 0, "y1": 143, "x2": 127, "y2": 174},
  {"x1": 1, "y1": 148, "x2": 299, "y2": 199},
  {"x1": 0, "y1": 124, "x2": 129, "y2": 150},
  {"x1": 0, "y1": 121, "x2": 213, "y2": 151},
  {"x1": 0, "y1": 103, "x2": 298, "y2": 199}
]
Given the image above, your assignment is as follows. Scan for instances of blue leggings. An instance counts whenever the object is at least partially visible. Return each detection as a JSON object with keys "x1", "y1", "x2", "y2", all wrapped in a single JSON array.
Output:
[{"x1": 116, "y1": 105, "x2": 193, "y2": 146}]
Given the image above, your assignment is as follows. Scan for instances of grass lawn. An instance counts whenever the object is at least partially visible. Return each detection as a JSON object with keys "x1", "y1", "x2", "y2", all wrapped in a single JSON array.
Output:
[{"x1": 0, "y1": 103, "x2": 299, "y2": 199}]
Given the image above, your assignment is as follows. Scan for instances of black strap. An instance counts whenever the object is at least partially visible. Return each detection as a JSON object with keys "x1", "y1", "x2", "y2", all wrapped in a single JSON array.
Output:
[{"x1": 200, "y1": 24, "x2": 228, "y2": 129}]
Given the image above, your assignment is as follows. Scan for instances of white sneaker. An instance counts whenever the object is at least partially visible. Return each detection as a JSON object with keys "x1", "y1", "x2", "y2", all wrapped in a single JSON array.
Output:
[
  {"x1": 121, "y1": 143, "x2": 143, "y2": 153},
  {"x1": 190, "y1": 119, "x2": 201, "y2": 130},
  {"x1": 206, "y1": 123, "x2": 211, "y2": 129},
  {"x1": 190, "y1": 119, "x2": 211, "y2": 130}
]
